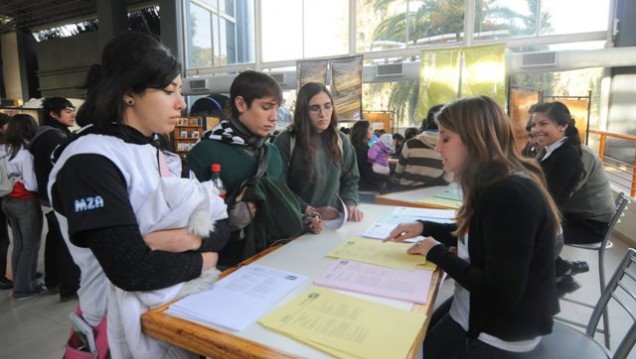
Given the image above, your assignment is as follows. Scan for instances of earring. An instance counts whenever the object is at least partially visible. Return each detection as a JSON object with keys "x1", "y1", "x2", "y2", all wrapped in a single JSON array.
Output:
[{"x1": 126, "y1": 99, "x2": 134, "y2": 105}]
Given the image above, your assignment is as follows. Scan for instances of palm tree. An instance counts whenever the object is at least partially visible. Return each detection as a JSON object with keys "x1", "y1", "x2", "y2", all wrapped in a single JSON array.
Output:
[{"x1": 371, "y1": 0, "x2": 549, "y2": 126}]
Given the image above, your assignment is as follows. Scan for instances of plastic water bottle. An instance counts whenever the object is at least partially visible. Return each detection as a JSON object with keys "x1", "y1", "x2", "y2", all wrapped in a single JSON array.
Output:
[{"x1": 210, "y1": 163, "x2": 226, "y2": 199}]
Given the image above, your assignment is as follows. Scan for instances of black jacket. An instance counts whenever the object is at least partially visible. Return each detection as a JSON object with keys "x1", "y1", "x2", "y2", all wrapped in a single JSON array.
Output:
[
  {"x1": 540, "y1": 139, "x2": 583, "y2": 211},
  {"x1": 29, "y1": 120, "x2": 70, "y2": 205},
  {"x1": 422, "y1": 175, "x2": 559, "y2": 341}
]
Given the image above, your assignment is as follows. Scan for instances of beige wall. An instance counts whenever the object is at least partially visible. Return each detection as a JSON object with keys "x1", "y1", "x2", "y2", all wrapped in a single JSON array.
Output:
[{"x1": 1, "y1": 32, "x2": 23, "y2": 103}]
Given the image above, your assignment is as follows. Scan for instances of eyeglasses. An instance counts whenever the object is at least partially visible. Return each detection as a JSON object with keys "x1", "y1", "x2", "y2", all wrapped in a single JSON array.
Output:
[{"x1": 308, "y1": 103, "x2": 333, "y2": 113}]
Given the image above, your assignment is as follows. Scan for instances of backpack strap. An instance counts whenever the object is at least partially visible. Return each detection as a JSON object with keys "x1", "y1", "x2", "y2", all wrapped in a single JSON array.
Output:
[{"x1": 226, "y1": 145, "x2": 270, "y2": 207}]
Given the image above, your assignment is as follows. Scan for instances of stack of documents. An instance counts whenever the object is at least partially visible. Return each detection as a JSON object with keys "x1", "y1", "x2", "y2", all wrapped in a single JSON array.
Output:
[
  {"x1": 326, "y1": 237, "x2": 436, "y2": 271},
  {"x1": 314, "y1": 259, "x2": 434, "y2": 304},
  {"x1": 259, "y1": 287, "x2": 426, "y2": 359},
  {"x1": 166, "y1": 264, "x2": 306, "y2": 331},
  {"x1": 362, "y1": 207, "x2": 455, "y2": 240}
]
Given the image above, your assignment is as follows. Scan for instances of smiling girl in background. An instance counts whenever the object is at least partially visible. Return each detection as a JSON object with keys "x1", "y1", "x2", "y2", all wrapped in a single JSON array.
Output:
[{"x1": 530, "y1": 101, "x2": 615, "y2": 295}]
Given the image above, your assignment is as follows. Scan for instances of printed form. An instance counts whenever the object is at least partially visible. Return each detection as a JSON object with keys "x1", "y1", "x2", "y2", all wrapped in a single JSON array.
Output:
[
  {"x1": 326, "y1": 237, "x2": 433, "y2": 270},
  {"x1": 314, "y1": 259, "x2": 434, "y2": 304},
  {"x1": 167, "y1": 264, "x2": 306, "y2": 331},
  {"x1": 259, "y1": 286, "x2": 426, "y2": 359},
  {"x1": 362, "y1": 207, "x2": 455, "y2": 240}
]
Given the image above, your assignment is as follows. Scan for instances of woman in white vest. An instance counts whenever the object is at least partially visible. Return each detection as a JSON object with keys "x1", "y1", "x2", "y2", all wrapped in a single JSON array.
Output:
[{"x1": 48, "y1": 32, "x2": 230, "y2": 359}]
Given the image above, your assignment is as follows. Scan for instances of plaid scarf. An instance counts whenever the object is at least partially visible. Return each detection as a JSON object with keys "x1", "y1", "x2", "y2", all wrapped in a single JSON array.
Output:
[{"x1": 204, "y1": 119, "x2": 267, "y2": 149}]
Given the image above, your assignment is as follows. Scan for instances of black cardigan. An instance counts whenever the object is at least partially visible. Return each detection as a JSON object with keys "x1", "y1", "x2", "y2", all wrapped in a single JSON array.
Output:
[
  {"x1": 422, "y1": 175, "x2": 559, "y2": 341},
  {"x1": 540, "y1": 140, "x2": 583, "y2": 211}
]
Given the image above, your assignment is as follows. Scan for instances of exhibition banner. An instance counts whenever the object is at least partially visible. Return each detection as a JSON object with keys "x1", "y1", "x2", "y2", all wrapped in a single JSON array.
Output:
[{"x1": 331, "y1": 55, "x2": 363, "y2": 121}]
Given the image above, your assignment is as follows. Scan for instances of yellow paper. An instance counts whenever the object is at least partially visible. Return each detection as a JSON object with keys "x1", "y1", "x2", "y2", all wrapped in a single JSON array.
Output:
[
  {"x1": 415, "y1": 196, "x2": 462, "y2": 209},
  {"x1": 416, "y1": 261, "x2": 437, "y2": 271},
  {"x1": 327, "y1": 238, "x2": 428, "y2": 270},
  {"x1": 259, "y1": 287, "x2": 426, "y2": 359}
]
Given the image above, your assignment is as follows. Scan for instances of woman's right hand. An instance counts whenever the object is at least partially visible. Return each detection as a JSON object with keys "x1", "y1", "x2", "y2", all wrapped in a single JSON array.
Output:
[{"x1": 383, "y1": 221, "x2": 424, "y2": 242}]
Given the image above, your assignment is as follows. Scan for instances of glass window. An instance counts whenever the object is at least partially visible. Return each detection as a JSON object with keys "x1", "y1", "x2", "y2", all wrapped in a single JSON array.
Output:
[
  {"x1": 540, "y1": 0, "x2": 609, "y2": 35},
  {"x1": 188, "y1": 3, "x2": 213, "y2": 68},
  {"x1": 303, "y1": 0, "x2": 349, "y2": 58},
  {"x1": 186, "y1": 0, "x2": 245, "y2": 68},
  {"x1": 261, "y1": 0, "x2": 303, "y2": 62},
  {"x1": 363, "y1": 80, "x2": 421, "y2": 129},
  {"x1": 262, "y1": 0, "x2": 349, "y2": 62},
  {"x1": 475, "y1": 0, "x2": 536, "y2": 40},
  {"x1": 357, "y1": 0, "x2": 464, "y2": 53}
]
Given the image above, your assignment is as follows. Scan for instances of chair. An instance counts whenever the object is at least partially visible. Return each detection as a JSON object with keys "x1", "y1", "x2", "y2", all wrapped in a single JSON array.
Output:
[
  {"x1": 531, "y1": 248, "x2": 636, "y2": 359},
  {"x1": 558, "y1": 192, "x2": 631, "y2": 348}
]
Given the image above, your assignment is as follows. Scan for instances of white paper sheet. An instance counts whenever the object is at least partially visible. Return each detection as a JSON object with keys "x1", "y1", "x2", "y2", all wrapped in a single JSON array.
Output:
[
  {"x1": 361, "y1": 206, "x2": 455, "y2": 240},
  {"x1": 166, "y1": 264, "x2": 306, "y2": 332}
]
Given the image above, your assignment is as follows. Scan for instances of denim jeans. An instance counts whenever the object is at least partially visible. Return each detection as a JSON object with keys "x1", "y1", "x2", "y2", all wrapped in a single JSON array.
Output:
[
  {"x1": 0, "y1": 198, "x2": 10, "y2": 277},
  {"x1": 2, "y1": 197, "x2": 43, "y2": 296}
]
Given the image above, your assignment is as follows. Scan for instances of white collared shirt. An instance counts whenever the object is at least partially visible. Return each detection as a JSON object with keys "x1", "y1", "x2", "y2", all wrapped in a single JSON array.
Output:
[{"x1": 541, "y1": 137, "x2": 567, "y2": 161}]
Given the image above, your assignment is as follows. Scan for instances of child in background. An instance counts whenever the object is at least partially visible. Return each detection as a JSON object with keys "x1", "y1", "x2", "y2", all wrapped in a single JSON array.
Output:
[{"x1": 368, "y1": 133, "x2": 393, "y2": 175}]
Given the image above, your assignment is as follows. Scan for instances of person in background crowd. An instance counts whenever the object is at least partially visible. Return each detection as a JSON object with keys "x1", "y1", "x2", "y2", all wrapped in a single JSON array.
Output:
[
  {"x1": 530, "y1": 101, "x2": 615, "y2": 296},
  {"x1": 351, "y1": 120, "x2": 391, "y2": 193},
  {"x1": 339, "y1": 126, "x2": 351, "y2": 136},
  {"x1": 274, "y1": 82, "x2": 363, "y2": 222},
  {"x1": 404, "y1": 127, "x2": 418, "y2": 141},
  {"x1": 0, "y1": 113, "x2": 12, "y2": 290},
  {"x1": 387, "y1": 96, "x2": 560, "y2": 358},
  {"x1": 395, "y1": 104, "x2": 451, "y2": 189},
  {"x1": 3, "y1": 114, "x2": 43, "y2": 301},
  {"x1": 521, "y1": 118, "x2": 541, "y2": 158},
  {"x1": 392, "y1": 133, "x2": 405, "y2": 157},
  {"x1": 29, "y1": 96, "x2": 80, "y2": 302},
  {"x1": 368, "y1": 133, "x2": 393, "y2": 175}
]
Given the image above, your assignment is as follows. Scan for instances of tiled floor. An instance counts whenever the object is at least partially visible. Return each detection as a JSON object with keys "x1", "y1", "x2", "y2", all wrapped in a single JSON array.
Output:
[{"x1": 1, "y1": 228, "x2": 635, "y2": 358}]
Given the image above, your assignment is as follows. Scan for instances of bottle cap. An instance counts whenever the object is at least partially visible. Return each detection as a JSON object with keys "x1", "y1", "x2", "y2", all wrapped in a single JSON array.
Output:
[{"x1": 211, "y1": 163, "x2": 221, "y2": 172}]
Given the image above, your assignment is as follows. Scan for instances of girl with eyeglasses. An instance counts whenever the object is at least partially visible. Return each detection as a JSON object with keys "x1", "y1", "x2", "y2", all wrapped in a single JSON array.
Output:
[{"x1": 274, "y1": 82, "x2": 363, "y2": 222}]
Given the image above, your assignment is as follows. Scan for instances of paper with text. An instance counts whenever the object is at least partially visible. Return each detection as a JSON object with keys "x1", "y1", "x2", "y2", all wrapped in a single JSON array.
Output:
[
  {"x1": 327, "y1": 237, "x2": 428, "y2": 270},
  {"x1": 314, "y1": 259, "x2": 434, "y2": 304},
  {"x1": 259, "y1": 287, "x2": 426, "y2": 359},
  {"x1": 166, "y1": 264, "x2": 306, "y2": 331},
  {"x1": 361, "y1": 207, "x2": 455, "y2": 240}
]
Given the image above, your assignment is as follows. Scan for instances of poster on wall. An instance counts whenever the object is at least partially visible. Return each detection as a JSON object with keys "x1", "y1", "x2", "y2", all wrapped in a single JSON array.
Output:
[
  {"x1": 417, "y1": 49, "x2": 461, "y2": 122},
  {"x1": 331, "y1": 55, "x2": 363, "y2": 122},
  {"x1": 297, "y1": 59, "x2": 329, "y2": 87},
  {"x1": 462, "y1": 44, "x2": 506, "y2": 107}
]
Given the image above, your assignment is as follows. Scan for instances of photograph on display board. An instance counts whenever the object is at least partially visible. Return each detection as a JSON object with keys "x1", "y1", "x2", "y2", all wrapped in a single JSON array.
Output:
[
  {"x1": 331, "y1": 55, "x2": 363, "y2": 122},
  {"x1": 297, "y1": 59, "x2": 329, "y2": 87}
]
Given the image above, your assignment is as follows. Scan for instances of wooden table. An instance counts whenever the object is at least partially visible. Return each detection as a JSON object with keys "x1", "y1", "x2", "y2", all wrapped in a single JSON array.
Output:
[
  {"x1": 142, "y1": 203, "x2": 443, "y2": 359},
  {"x1": 374, "y1": 185, "x2": 459, "y2": 209}
]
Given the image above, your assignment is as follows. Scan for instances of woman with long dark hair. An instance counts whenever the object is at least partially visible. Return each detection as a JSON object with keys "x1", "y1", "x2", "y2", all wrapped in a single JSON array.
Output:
[
  {"x1": 274, "y1": 82, "x2": 363, "y2": 221},
  {"x1": 350, "y1": 120, "x2": 389, "y2": 192},
  {"x1": 2, "y1": 114, "x2": 43, "y2": 300},
  {"x1": 387, "y1": 96, "x2": 560, "y2": 358},
  {"x1": 530, "y1": 101, "x2": 615, "y2": 294}
]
